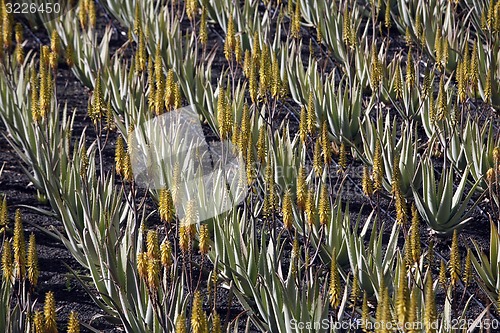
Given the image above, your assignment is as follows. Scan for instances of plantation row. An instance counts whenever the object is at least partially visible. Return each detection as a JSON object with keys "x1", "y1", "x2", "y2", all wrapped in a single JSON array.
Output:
[{"x1": 0, "y1": 0, "x2": 500, "y2": 332}]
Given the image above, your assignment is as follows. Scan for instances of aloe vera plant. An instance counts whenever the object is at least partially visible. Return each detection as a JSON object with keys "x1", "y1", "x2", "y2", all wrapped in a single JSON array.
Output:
[
  {"x1": 472, "y1": 219, "x2": 500, "y2": 309},
  {"x1": 412, "y1": 158, "x2": 481, "y2": 234}
]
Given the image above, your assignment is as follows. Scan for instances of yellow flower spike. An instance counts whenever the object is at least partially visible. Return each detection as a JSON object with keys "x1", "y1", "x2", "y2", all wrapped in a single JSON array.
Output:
[
  {"x1": 339, "y1": 142, "x2": 347, "y2": 170},
  {"x1": 30, "y1": 69, "x2": 40, "y2": 122},
  {"x1": 393, "y1": 63, "x2": 403, "y2": 99},
  {"x1": 292, "y1": 1, "x2": 301, "y2": 38},
  {"x1": 160, "y1": 240, "x2": 173, "y2": 269},
  {"x1": 329, "y1": 248, "x2": 341, "y2": 308},
  {"x1": 199, "y1": 224, "x2": 209, "y2": 255},
  {"x1": 372, "y1": 141, "x2": 383, "y2": 193},
  {"x1": 14, "y1": 23, "x2": 24, "y2": 63},
  {"x1": 212, "y1": 312, "x2": 221, "y2": 333},
  {"x1": 435, "y1": 26, "x2": 442, "y2": 59},
  {"x1": 307, "y1": 92, "x2": 316, "y2": 135},
  {"x1": 441, "y1": 38, "x2": 449, "y2": 69},
  {"x1": 319, "y1": 123, "x2": 330, "y2": 164},
  {"x1": 1, "y1": 240, "x2": 13, "y2": 282},
  {"x1": 186, "y1": 0, "x2": 197, "y2": 21},
  {"x1": 488, "y1": 0, "x2": 495, "y2": 29},
  {"x1": 200, "y1": 8, "x2": 208, "y2": 45},
  {"x1": 114, "y1": 136, "x2": 125, "y2": 176},
  {"x1": 224, "y1": 16, "x2": 235, "y2": 61},
  {"x1": 361, "y1": 292, "x2": 369, "y2": 332},
  {"x1": 406, "y1": 49, "x2": 415, "y2": 88},
  {"x1": 249, "y1": 51, "x2": 259, "y2": 103},
  {"x1": 243, "y1": 50, "x2": 252, "y2": 77},
  {"x1": 350, "y1": 273, "x2": 360, "y2": 307},
  {"x1": 424, "y1": 276, "x2": 437, "y2": 333},
  {"x1": 487, "y1": 167, "x2": 496, "y2": 184},
  {"x1": 410, "y1": 204, "x2": 421, "y2": 263},
  {"x1": 305, "y1": 187, "x2": 316, "y2": 226},
  {"x1": 318, "y1": 183, "x2": 330, "y2": 226},
  {"x1": 65, "y1": 44, "x2": 74, "y2": 68},
  {"x1": 39, "y1": 46, "x2": 52, "y2": 118},
  {"x1": 159, "y1": 189, "x2": 175, "y2": 224},
  {"x1": 271, "y1": 56, "x2": 281, "y2": 98},
  {"x1": 191, "y1": 291, "x2": 208, "y2": 333},
  {"x1": 2, "y1": 0, "x2": 12, "y2": 50},
  {"x1": 370, "y1": 44, "x2": 381, "y2": 90},
  {"x1": 257, "y1": 125, "x2": 267, "y2": 163},
  {"x1": 88, "y1": 0, "x2": 96, "y2": 28},
  {"x1": 44, "y1": 291, "x2": 58, "y2": 333},
  {"x1": 396, "y1": 260, "x2": 408, "y2": 326},
  {"x1": 405, "y1": 27, "x2": 412, "y2": 47},
  {"x1": 133, "y1": 3, "x2": 141, "y2": 35},
  {"x1": 316, "y1": 24, "x2": 322, "y2": 44},
  {"x1": 457, "y1": 61, "x2": 466, "y2": 103},
  {"x1": 13, "y1": 209, "x2": 26, "y2": 280},
  {"x1": 174, "y1": 83, "x2": 182, "y2": 110},
  {"x1": 485, "y1": 68, "x2": 492, "y2": 104},
  {"x1": 224, "y1": 87, "x2": 233, "y2": 138},
  {"x1": 313, "y1": 139, "x2": 322, "y2": 176},
  {"x1": 105, "y1": 100, "x2": 115, "y2": 131},
  {"x1": 235, "y1": 37, "x2": 242, "y2": 64},
  {"x1": 362, "y1": 166, "x2": 373, "y2": 197},
  {"x1": 122, "y1": 152, "x2": 133, "y2": 182},
  {"x1": 0, "y1": 195, "x2": 7, "y2": 232},
  {"x1": 259, "y1": 44, "x2": 271, "y2": 96},
  {"x1": 217, "y1": 88, "x2": 226, "y2": 139},
  {"x1": 78, "y1": 0, "x2": 87, "y2": 29},
  {"x1": 463, "y1": 42, "x2": 470, "y2": 80},
  {"x1": 342, "y1": 7, "x2": 351, "y2": 47},
  {"x1": 180, "y1": 201, "x2": 197, "y2": 254},
  {"x1": 137, "y1": 252, "x2": 148, "y2": 281},
  {"x1": 382, "y1": 286, "x2": 392, "y2": 331},
  {"x1": 246, "y1": 139, "x2": 256, "y2": 186},
  {"x1": 67, "y1": 311, "x2": 80, "y2": 333},
  {"x1": 282, "y1": 190, "x2": 293, "y2": 230},
  {"x1": 136, "y1": 31, "x2": 146, "y2": 72},
  {"x1": 91, "y1": 72, "x2": 104, "y2": 123},
  {"x1": 299, "y1": 106, "x2": 307, "y2": 144},
  {"x1": 147, "y1": 256, "x2": 160, "y2": 290},
  {"x1": 449, "y1": 229, "x2": 461, "y2": 287},
  {"x1": 437, "y1": 76, "x2": 447, "y2": 121},
  {"x1": 385, "y1": 1, "x2": 391, "y2": 29},
  {"x1": 146, "y1": 230, "x2": 160, "y2": 261},
  {"x1": 407, "y1": 289, "x2": 418, "y2": 333},
  {"x1": 494, "y1": 146, "x2": 500, "y2": 163},
  {"x1": 165, "y1": 69, "x2": 176, "y2": 111},
  {"x1": 33, "y1": 310, "x2": 45, "y2": 333},
  {"x1": 495, "y1": 1, "x2": 500, "y2": 32},
  {"x1": 239, "y1": 105, "x2": 250, "y2": 155},
  {"x1": 415, "y1": 13, "x2": 422, "y2": 40},
  {"x1": 175, "y1": 314, "x2": 187, "y2": 333},
  {"x1": 404, "y1": 242, "x2": 413, "y2": 267},
  {"x1": 50, "y1": 30, "x2": 60, "y2": 55},
  {"x1": 296, "y1": 165, "x2": 307, "y2": 211},
  {"x1": 27, "y1": 233, "x2": 39, "y2": 286}
]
